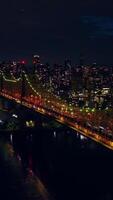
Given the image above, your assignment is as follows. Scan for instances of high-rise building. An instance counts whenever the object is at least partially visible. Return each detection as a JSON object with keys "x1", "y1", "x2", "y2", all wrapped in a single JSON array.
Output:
[
  {"x1": 33, "y1": 55, "x2": 40, "y2": 64},
  {"x1": 32, "y1": 55, "x2": 40, "y2": 72}
]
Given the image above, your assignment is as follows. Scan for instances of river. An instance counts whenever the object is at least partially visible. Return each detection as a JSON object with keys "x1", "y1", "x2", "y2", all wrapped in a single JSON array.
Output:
[{"x1": 0, "y1": 98, "x2": 113, "y2": 200}]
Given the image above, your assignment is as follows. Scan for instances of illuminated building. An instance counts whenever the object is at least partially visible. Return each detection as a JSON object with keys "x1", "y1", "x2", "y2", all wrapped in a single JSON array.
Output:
[{"x1": 32, "y1": 55, "x2": 40, "y2": 72}]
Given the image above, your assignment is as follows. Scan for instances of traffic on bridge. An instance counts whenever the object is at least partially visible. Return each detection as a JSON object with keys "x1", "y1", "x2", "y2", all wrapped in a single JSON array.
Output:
[{"x1": 0, "y1": 68, "x2": 113, "y2": 151}]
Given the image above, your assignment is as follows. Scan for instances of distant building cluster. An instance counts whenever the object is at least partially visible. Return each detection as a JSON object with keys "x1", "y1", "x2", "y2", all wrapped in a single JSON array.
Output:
[{"x1": 0, "y1": 56, "x2": 113, "y2": 110}]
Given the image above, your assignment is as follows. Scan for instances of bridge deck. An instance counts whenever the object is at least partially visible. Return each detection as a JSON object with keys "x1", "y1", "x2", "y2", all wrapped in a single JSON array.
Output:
[{"x1": 0, "y1": 92, "x2": 113, "y2": 151}]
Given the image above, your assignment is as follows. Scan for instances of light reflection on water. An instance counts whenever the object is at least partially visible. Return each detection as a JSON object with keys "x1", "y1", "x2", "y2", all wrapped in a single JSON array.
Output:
[
  {"x1": 0, "y1": 100, "x2": 112, "y2": 200},
  {"x1": 80, "y1": 134, "x2": 87, "y2": 140},
  {"x1": 10, "y1": 134, "x2": 13, "y2": 144},
  {"x1": 53, "y1": 131, "x2": 56, "y2": 138}
]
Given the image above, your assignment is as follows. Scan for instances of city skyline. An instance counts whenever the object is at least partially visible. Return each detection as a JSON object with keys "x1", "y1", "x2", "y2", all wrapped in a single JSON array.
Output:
[{"x1": 1, "y1": 2, "x2": 113, "y2": 200}]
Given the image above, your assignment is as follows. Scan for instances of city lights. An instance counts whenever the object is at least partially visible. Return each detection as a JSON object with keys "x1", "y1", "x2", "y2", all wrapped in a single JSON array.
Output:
[{"x1": 0, "y1": 58, "x2": 113, "y2": 151}]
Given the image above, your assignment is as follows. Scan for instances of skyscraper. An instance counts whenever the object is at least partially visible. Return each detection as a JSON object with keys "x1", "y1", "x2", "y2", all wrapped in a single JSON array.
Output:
[{"x1": 32, "y1": 55, "x2": 40, "y2": 72}]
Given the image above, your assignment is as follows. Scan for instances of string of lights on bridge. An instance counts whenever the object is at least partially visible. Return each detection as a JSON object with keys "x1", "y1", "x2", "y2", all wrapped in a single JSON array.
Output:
[
  {"x1": 10, "y1": 72, "x2": 21, "y2": 82},
  {"x1": 24, "y1": 72, "x2": 41, "y2": 97},
  {"x1": 0, "y1": 70, "x2": 72, "y2": 111},
  {"x1": 0, "y1": 69, "x2": 63, "y2": 104},
  {"x1": 0, "y1": 71, "x2": 19, "y2": 83}
]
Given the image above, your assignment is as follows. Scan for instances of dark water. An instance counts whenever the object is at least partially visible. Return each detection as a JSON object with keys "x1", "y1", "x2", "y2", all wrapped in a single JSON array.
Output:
[
  {"x1": 10, "y1": 125, "x2": 113, "y2": 200},
  {"x1": 0, "y1": 101, "x2": 113, "y2": 200}
]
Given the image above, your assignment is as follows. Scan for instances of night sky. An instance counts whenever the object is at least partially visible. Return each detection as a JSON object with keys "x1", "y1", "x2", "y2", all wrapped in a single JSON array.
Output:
[{"x1": 0, "y1": 0, "x2": 113, "y2": 64}]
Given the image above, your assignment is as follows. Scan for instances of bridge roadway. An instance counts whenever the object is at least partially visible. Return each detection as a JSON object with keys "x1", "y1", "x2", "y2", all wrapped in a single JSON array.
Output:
[{"x1": 0, "y1": 91, "x2": 113, "y2": 151}]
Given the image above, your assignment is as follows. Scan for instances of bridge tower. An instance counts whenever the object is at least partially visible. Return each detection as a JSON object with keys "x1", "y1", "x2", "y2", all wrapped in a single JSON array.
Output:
[{"x1": 21, "y1": 71, "x2": 26, "y2": 103}]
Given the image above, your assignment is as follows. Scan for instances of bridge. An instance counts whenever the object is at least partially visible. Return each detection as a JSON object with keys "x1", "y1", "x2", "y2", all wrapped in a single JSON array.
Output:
[{"x1": 0, "y1": 70, "x2": 113, "y2": 151}]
